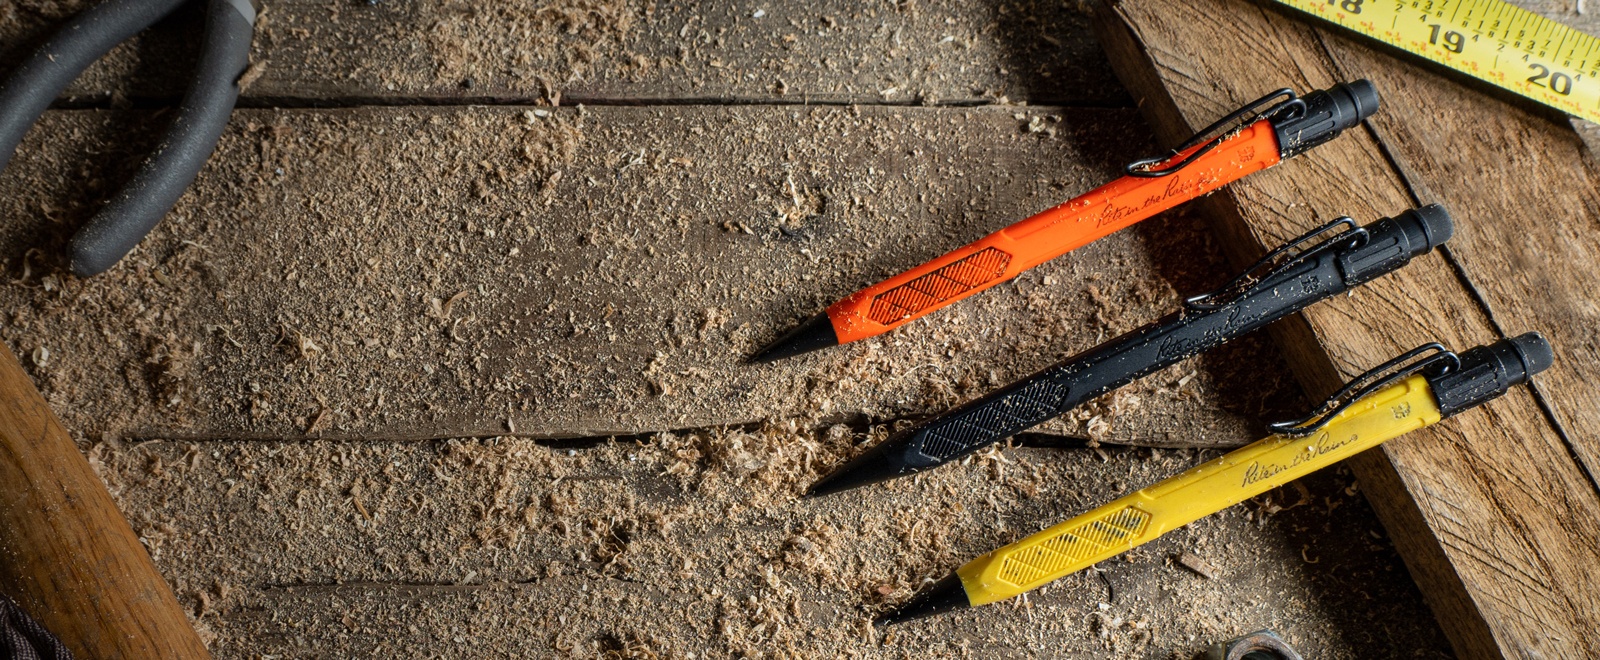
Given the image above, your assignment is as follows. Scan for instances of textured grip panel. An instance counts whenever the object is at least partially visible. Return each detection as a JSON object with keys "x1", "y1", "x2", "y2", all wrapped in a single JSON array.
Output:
[
  {"x1": 996, "y1": 506, "x2": 1151, "y2": 587},
  {"x1": 920, "y1": 376, "x2": 1068, "y2": 460},
  {"x1": 868, "y1": 247, "x2": 1012, "y2": 325}
]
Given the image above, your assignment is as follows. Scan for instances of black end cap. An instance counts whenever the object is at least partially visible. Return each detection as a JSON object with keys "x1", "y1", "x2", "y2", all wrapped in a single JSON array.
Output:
[
  {"x1": 1335, "y1": 204, "x2": 1452, "y2": 286},
  {"x1": 1340, "y1": 79, "x2": 1381, "y2": 121},
  {"x1": 1409, "y1": 203, "x2": 1455, "y2": 250},
  {"x1": 874, "y1": 574, "x2": 970, "y2": 627},
  {"x1": 1273, "y1": 79, "x2": 1380, "y2": 158},
  {"x1": 748, "y1": 313, "x2": 839, "y2": 364},
  {"x1": 1509, "y1": 332, "x2": 1554, "y2": 377},
  {"x1": 1428, "y1": 332, "x2": 1554, "y2": 417}
]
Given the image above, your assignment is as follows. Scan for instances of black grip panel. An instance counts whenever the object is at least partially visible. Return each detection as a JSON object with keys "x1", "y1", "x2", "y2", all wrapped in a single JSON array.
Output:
[
  {"x1": 68, "y1": 0, "x2": 256, "y2": 276},
  {"x1": 0, "y1": 0, "x2": 190, "y2": 172},
  {"x1": 918, "y1": 375, "x2": 1073, "y2": 460},
  {"x1": 899, "y1": 207, "x2": 1450, "y2": 466}
]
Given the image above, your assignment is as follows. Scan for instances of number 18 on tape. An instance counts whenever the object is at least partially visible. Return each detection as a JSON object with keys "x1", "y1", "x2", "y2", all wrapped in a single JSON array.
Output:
[{"x1": 1273, "y1": 0, "x2": 1600, "y2": 124}]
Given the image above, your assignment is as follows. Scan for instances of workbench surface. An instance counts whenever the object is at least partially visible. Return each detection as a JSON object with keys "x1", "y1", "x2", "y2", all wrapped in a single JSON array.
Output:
[{"x1": 2, "y1": 0, "x2": 1595, "y2": 657}]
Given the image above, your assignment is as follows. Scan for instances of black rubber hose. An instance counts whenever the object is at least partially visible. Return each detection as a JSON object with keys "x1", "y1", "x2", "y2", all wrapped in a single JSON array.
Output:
[
  {"x1": 0, "y1": 0, "x2": 189, "y2": 173},
  {"x1": 69, "y1": 0, "x2": 255, "y2": 277}
]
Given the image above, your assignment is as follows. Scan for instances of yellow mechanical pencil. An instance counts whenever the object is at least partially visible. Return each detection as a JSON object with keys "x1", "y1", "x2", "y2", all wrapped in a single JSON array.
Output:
[{"x1": 876, "y1": 333, "x2": 1552, "y2": 625}]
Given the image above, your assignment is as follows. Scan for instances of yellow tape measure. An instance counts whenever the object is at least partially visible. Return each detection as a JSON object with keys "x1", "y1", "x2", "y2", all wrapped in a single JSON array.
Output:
[{"x1": 1273, "y1": 0, "x2": 1600, "y2": 123}]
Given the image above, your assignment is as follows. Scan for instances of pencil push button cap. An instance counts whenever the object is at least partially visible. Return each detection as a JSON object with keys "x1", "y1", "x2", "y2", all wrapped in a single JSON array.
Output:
[
  {"x1": 1410, "y1": 203, "x2": 1455, "y2": 250},
  {"x1": 1271, "y1": 79, "x2": 1380, "y2": 158},
  {"x1": 1511, "y1": 332, "x2": 1555, "y2": 375},
  {"x1": 1336, "y1": 204, "x2": 1454, "y2": 286},
  {"x1": 1342, "y1": 79, "x2": 1382, "y2": 121},
  {"x1": 1427, "y1": 332, "x2": 1553, "y2": 418}
]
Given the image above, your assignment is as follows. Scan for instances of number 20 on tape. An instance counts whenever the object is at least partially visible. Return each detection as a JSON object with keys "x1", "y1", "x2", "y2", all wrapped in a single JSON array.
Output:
[{"x1": 1273, "y1": 0, "x2": 1600, "y2": 124}]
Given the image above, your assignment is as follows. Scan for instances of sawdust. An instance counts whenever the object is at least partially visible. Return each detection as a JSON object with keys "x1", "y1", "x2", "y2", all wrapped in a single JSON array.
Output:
[
  {"x1": 0, "y1": 2, "x2": 1454, "y2": 656},
  {"x1": 0, "y1": 104, "x2": 1293, "y2": 451},
  {"x1": 423, "y1": 0, "x2": 646, "y2": 90},
  {"x1": 73, "y1": 423, "x2": 1448, "y2": 658},
  {"x1": 0, "y1": 0, "x2": 1130, "y2": 106},
  {"x1": 0, "y1": 97, "x2": 1452, "y2": 653},
  {"x1": 0, "y1": 90, "x2": 1446, "y2": 660},
  {"x1": 0, "y1": 0, "x2": 91, "y2": 30}
]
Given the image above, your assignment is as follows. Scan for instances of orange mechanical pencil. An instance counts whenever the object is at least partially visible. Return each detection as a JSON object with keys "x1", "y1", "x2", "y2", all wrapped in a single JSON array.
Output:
[{"x1": 750, "y1": 80, "x2": 1379, "y2": 363}]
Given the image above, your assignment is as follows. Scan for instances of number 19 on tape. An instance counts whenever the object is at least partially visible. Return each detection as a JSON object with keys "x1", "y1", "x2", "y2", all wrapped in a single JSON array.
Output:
[{"x1": 1274, "y1": 0, "x2": 1600, "y2": 124}]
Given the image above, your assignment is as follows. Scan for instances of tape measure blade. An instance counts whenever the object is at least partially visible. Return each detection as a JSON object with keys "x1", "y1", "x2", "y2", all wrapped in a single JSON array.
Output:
[{"x1": 1272, "y1": 0, "x2": 1600, "y2": 124}]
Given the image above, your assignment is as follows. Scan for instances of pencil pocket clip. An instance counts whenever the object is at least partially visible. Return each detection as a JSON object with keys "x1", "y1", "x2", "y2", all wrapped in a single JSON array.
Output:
[
  {"x1": 1124, "y1": 88, "x2": 1306, "y2": 178},
  {"x1": 1183, "y1": 216, "x2": 1369, "y2": 312},
  {"x1": 1268, "y1": 343, "x2": 1461, "y2": 437}
]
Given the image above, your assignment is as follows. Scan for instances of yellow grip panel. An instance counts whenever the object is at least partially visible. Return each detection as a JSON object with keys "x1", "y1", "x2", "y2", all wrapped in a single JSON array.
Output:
[{"x1": 957, "y1": 375, "x2": 1442, "y2": 606}]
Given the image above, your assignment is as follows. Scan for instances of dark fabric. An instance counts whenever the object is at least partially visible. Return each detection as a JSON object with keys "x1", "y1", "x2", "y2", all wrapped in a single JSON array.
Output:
[{"x1": 0, "y1": 594, "x2": 74, "y2": 660}]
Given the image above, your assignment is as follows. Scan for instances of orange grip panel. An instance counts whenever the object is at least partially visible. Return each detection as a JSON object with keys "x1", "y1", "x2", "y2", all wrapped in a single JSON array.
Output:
[{"x1": 826, "y1": 119, "x2": 1283, "y2": 344}]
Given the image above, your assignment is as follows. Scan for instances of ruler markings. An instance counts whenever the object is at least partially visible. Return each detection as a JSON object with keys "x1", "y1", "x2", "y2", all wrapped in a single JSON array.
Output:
[{"x1": 1275, "y1": 0, "x2": 1600, "y2": 122}]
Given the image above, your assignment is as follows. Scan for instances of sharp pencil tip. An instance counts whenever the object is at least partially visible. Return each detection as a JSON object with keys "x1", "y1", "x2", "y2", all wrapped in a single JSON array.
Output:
[
  {"x1": 874, "y1": 574, "x2": 969, "y2": 627},
  {"x1": 804, "y1": 441, "x2": 907, "y2": 497},
  {"x1": 803, "y1": 473, "x2": 848, "y2": 498},
  {"x1": 748, "y1": 313, "x2": 839, "y2": 364},
  {"x1": 803, "y1": 472, "x2": 849, "y2": 498}
]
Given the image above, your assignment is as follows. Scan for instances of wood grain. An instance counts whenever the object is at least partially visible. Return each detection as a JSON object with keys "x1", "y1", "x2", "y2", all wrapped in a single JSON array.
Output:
[
  {"x1": 0, "y1": 341, "x2": 208, "y2": 658},
  {"x1": 1315, "y1": 34, "x2": 1600, "y2": 485},
  {"x1": 84, "y1": 435, "x2": 1451, "y2": 658},
  {"x1": 0, "y1": 105, "x2": 1290, "y2": 448},
  {"x1": 1095, "y1": 0, "x2": 1600, "y2": 656},
  {"x1": 0, "y1": 0, "x2": 1126, "y2": 106},
  {"x1": 3, "y1": 0, "x2": 1591, "y2": 110}
]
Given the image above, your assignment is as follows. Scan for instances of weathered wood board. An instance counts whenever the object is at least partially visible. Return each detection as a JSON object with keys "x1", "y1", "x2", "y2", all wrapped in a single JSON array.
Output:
[
  {"x1": 90, "y1": 433, "x2": 1449, "y2": 658},
  {"x1": 1096, "y1": 0, "x2": 1600, "y2": 656},
  {"x1": 3, "y1": 0, "x2": 1594, "y2": 113},
  {"x1": 0, "y1": 0, "x2": 1127, "y2": 105},
  {"x1": 0, "y1": 104, "x2": 1296, "y2": 447},
  {"x1": 12, "y1": 0, "x2": 1596, "y2": 656}
]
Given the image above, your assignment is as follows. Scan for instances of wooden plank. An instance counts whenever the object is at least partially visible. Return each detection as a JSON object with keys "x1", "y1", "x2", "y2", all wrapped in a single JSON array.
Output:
[
  {"x1": 0, "y1": 0, "x2": 1127, "y2": 105},
  {"x1": 86, "y1": 435, "x2": 1449, "y2": 657},
  {"x1": 1577, "y1": 119, "x2": 1600, "y2": 157},
  {"x1": 0, "y1": 341, "x2": 208, "y2": 658},
  {"x1": 1094, "y1": 0, "x2": 1600, "y2": 656},
  {"x1": 0, "y1": 104, "x2": 1292, "y2": 446},
  {"x1": 1314, "y1": 37, "x2": 1600, "y2": 484}
]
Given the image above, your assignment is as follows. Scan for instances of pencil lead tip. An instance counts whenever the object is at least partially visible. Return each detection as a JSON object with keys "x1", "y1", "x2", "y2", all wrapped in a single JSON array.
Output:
[
  {"x1": 805, "y1": 440, "x2": 908, "y2": 497},
  {"x1": 748, "y1": 313, "x2": 839, "y2": 364},
  {"x1": 804, "y1": 468, "x2": 859, "y2": 498},
  {"x1": 874, "y1": 574, "x2": 969, "y2": 627}
]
